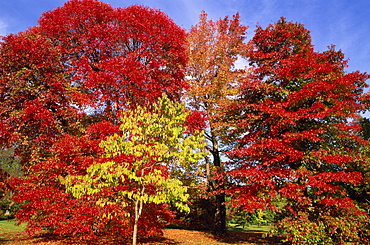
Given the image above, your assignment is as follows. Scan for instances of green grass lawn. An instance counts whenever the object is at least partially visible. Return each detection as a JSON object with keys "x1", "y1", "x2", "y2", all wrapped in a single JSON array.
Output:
[
  {"x1": 245, "y1": 224, "x2": 271, "y2": 233},
  {"x1": 1, "y1": 220, "x2": 272, "y2": 235},
  {"x1": 0, "y1": 219, "x2": 27, "y2": 242},
  {"x1": 228, "y1": 223, "x2": 271, "y2": 233}
]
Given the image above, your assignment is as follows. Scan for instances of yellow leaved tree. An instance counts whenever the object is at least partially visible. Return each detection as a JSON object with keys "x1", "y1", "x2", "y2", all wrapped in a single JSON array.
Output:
[{"x1": 62, "y1": 95, "x2": 206, "y2": 245}]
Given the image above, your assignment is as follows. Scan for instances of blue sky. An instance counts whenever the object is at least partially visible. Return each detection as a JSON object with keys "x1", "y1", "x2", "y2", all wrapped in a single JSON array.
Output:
[{"x1": 0, "y1": 0, "x2": 369, "y2": 74}]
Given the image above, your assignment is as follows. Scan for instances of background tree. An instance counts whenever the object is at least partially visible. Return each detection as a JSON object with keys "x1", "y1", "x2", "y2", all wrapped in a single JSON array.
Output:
[
  {"x1": 348, "y1": 116, "x2": 370, "y2": 223},
  {"x1": 225, "y1": 17, "x2": 370, "y2": 244},
  {"x1": 185, "y1": 11, "x2": 248, "y2": 234},
  {"x1": 1, "y1": 0, "x2": 189, "y2": 237},
  {"x1": 359, "y1": 117, "x2": 370, "y2": 140},
  {"x1": 0, "y1": 148, "x2": 22, "y2": 178},
  {"x1": 0, "y1": 148, "x2": 21, "y2": 219}
]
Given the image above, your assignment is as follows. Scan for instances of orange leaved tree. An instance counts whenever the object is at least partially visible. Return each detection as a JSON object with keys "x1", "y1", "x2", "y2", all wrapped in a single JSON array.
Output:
[{"x1": 186, "y1": 11, "x2": 248, "y2": 234}]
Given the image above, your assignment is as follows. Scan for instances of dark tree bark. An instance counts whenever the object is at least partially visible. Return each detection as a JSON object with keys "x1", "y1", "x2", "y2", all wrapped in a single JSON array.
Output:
[{"x1": 211, "y1": 131, "x2": 227, "y2": 235}]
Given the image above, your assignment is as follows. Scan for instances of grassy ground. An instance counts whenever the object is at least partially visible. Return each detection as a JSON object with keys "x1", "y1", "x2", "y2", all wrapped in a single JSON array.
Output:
[
  {"x1": 0, "y1": 219, "x2": 283, "y2": 244},
  {"x1": 228, "y1": 223, "x2": 271, "y2": 233},
  {"x1": 0, "y1": 219, "x2": 28, "y2": 244}
]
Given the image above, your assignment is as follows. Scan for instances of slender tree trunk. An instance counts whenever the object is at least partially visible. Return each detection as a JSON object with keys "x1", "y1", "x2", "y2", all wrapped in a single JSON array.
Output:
[
  {"x1": 132, "y1": 185, "x2": 145, "y2": 245},
  {"x1": 205, "y1": 156, "x2": 212, "y2": 188},
  {"x1": 133, "y1": 199, "x2": 139, "y2": 245}
]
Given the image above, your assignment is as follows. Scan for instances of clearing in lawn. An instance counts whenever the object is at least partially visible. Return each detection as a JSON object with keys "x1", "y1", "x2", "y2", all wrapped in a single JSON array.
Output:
[{"x1": 0, "y1": 220, "x2": 284, "y2": 244}]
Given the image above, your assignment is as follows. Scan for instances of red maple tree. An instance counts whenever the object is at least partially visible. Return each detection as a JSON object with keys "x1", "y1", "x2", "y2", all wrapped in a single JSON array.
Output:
[
  {"x1": 225, "y1": 17, "x2": 370, "y2": 243},
  {"x1": 1, "y1": 0, "x2": 188, "y2": 238}
]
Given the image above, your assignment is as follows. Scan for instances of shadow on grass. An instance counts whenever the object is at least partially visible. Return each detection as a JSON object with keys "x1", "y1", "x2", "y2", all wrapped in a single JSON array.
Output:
[
  {"x1": 16, "y1": 233, "x2": 180, "y2": 245},
  {"x1": 0, "y1": 220, "x2": 28, "y2": 244},
  {"x1": 0, "y1": 220, "x2": 283, "y2": 245},
  {"x1": 211, "y1": 231, "x2": 284, "y2": 245},
  {"x1": 0, "y1": 219, "x2": 180, "y2": 245},
  {"x1": 167, "y1": 224, "x2": 284, "y2": 245},
  {"x1": 0, "y1": 234, "x2": 30, "y2": 245}
]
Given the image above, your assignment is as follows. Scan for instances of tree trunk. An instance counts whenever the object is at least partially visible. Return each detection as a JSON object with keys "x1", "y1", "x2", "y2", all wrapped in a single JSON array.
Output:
[
  {"x1": 215, "y1": 192, "x2": 227, "y2": 234},
  {"x1": 133, "y1": 199, "x2": 140, "y2": 245},
  {"x1": 132, "y1": 185, "x2": 145, "y2": 245},
  {"x1": 210, "y1": 129, "x2": 227, "y2": 235}
]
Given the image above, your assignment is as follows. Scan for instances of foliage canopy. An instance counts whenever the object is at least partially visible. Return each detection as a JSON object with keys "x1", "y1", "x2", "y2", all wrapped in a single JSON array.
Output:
[
  {"x1": 224, "y1": 17, "x2": 370, "y2": 244},
  {"x1": 0, "y1": 1, "x2": 369, "y2": 244}
]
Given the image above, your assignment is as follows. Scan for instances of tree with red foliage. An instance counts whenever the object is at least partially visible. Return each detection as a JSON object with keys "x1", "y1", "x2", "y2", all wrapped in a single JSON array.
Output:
[
  {"x1": 1, "y1": 0, "x2": 188, "y2": 238},
  {"x1": 35, "y1": 0, "x2": 187, "y2": 124},
  {"x1": 225, "y1": 17, "x2": 370, "y2": 244}
]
